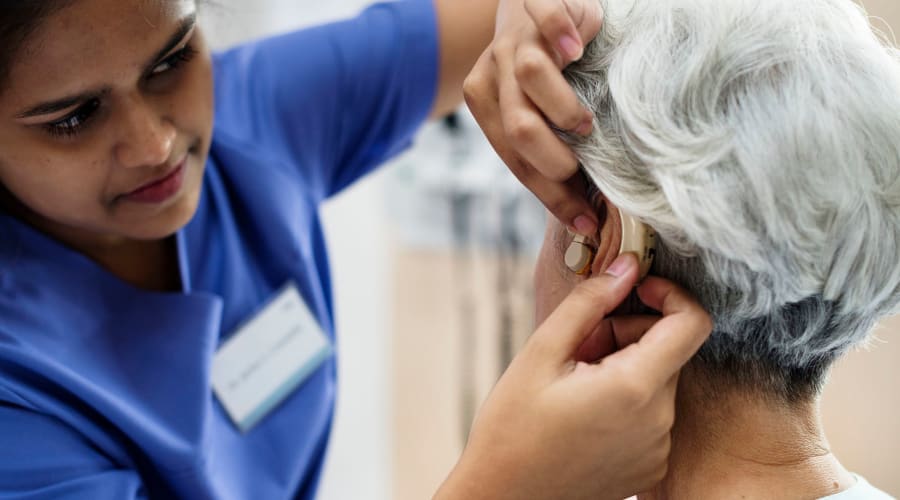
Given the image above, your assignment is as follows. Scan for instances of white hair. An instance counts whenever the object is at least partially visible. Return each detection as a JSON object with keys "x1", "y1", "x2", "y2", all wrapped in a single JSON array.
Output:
[{"x1": 561, "y1": 0, "x2": 900, "y2": 398}]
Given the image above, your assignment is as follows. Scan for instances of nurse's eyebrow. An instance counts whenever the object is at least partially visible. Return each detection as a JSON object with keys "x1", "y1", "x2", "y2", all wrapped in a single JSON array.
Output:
[
  {"x1": 15, "y1": 14, "x2": 197, "y2": 120},
  {"x1": 17, "y1": 89, "x2": 110, "y2": 119},
  {"x1": 146, "y1": 13, "x2": 198, "y2": 70}
]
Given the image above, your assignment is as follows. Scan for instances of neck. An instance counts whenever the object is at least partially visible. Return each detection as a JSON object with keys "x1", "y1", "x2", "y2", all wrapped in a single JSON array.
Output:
[
  {"x1": 638, "y1": 365, "x2": 855, "y2": 500},
  {"x1": 1, "y1": 189, "x2": 181, "y2": 292}
]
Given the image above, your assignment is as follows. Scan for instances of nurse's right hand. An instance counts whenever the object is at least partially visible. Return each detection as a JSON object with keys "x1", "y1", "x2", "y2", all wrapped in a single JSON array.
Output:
[{"x1": 434, "y1": 254, "x2": 713, "y2": 500}]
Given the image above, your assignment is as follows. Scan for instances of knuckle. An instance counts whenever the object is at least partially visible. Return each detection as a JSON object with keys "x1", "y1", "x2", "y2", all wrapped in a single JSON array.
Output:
[
  {"x1": 514, "y1": 49, "x2": 545, "y2": 81},
  {"x1": 491, "y1": 40, "x2": 515, "y2": 63},
  {"x1": 537, "y1": 154, "x2": 578, "y2": 184},
  {"x1": 557, "y1": 110, "x2": 583, "y2": 131},
  {"x1": 539, "y1": 6, "x2": 571, "y2": 37},
  {"x1": 462, "y1": 72, "x2": 487, "y2": 107},
  {"x1": 546, "y1": 166, "x2": 577, "y2": 183},
  {"x1": 505, "y1": 113, "x2": 541, "y2": 144},
  {"x1": 544, "y1": 196, "x2": 576, "y2": 219},
  {"x1": 586, "y1": 4, "x2": 605, "y2": 34}
]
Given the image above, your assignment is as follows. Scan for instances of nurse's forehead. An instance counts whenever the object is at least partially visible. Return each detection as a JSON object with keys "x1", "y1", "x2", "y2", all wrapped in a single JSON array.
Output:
[{"x1": 7, "y1": 0, "x2": 196, "y2": 92}]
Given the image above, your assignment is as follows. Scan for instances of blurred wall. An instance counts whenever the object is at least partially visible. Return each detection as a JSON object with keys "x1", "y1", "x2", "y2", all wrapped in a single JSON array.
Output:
[{"x1": 819, "y1": 2, "x2": 899, "y2": 495}]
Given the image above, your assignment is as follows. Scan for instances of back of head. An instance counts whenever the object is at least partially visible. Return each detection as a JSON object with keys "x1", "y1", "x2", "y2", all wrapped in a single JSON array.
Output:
[{"x1": 562, "y1": 0, "x2": 900, "y2": 401}]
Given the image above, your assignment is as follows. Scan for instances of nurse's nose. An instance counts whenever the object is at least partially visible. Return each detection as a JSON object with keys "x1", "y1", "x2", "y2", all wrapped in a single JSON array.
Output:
[{"x1": 114, "y1": 96, "x2": 176, "y2": 169}]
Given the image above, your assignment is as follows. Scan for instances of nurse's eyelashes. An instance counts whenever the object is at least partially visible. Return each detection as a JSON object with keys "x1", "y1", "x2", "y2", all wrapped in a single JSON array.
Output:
[
  {"x1": 149, "y1": 45, "x2": 198, "y2": 77},
  {"x1": 44, "y1": 98, "x2": 102, "y2": 138},
  {"x1": 37, "y1": 44, "x2": 198, "y2": 140}
]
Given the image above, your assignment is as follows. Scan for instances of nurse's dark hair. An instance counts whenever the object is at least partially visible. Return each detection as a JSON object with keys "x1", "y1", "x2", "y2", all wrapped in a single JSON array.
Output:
[
  {"x1": 0, "y1": 0, "x2": 214, "y2": 92},
  {"x1": 0, "y1": 1, "x2": 75, "y2": 91}
]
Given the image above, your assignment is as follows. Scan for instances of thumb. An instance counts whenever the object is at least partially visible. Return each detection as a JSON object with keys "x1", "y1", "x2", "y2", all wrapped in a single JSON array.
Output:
[{"x1": 529, "y1": 253, "x2": 639, "y2": 365}]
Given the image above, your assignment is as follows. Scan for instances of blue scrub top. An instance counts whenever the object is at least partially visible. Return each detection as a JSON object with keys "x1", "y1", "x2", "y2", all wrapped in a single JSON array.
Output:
[{"x1": 0, "y1": 1, "x2": 438, "y2": 498}]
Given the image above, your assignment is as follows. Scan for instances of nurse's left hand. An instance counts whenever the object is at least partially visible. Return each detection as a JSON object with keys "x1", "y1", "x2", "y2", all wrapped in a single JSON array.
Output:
[{"x1": 464, "y1": 0, "x2": 603, "y2": 236}]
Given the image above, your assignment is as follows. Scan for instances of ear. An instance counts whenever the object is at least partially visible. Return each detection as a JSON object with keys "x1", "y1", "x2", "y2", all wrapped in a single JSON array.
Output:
[{"x1": 589, "y1": 198, "x2": 623, "y2": 276}]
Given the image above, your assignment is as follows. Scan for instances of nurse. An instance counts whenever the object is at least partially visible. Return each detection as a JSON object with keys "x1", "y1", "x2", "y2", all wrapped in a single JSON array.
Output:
[{"x1": 0, "y1": 0, "x2": 712, "y2": 499}]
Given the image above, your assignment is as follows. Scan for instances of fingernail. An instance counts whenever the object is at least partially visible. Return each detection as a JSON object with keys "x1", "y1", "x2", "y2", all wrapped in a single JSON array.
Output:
[
  {"x1": 573, "y1": 214, "x2": 597, "y2": 235},
  {"x1": 558, "y1": 34, "x2": 583, "y2": 62},
  {"x1": 605, "y1": 253, "x2": 635, "y2": 278}
]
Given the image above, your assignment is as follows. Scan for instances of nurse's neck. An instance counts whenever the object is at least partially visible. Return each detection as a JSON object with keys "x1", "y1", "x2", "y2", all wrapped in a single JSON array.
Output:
[
  {"x1": 636, "y1": 365, "x2": 853, "y2": 500},
  {"x1": 1, "y1": 190, "x2": 182, "y2": 293}
]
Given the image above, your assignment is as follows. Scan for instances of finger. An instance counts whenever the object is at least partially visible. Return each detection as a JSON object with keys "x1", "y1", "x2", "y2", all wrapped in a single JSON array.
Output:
[
  {"x1": 465, "y1": 51, "x2": 529, "y2": 180},
  {"x1": 514, "y1": 43, "x2": 593, "y2": 134},
  {"x1": 524, "y1": 0, "x2": 584, "y2": 63},
  {"x1": 529, "y1": 253, "x2": 639, "y2": 364},
  {"x1": 497, "y1": 58, "x2": 600, "y2": 233},
  {"x1": 573, "y1": 318, "x2": 616, "y2": 363},
  {"x1": 575, "y1": 314, "x2": 658, "y2": 363},
  {"x1": 609, "y1": 315, "x2": 659, "y2": 350},
  {"x1": 466, "y1": 50, "x2": 598, "y2": 234},
  {"x1": 607, "y1": 277, "x2": 713, "y2": 387},
  {"x1": 464, "y1": 51, "x2": 501, "y2": 139},
  {"x1": 498, "y1": 62, "x2": 581, "y2": 182},
  {"x1": 564, "y1": 0, "x2": 604, "y2": 47}
]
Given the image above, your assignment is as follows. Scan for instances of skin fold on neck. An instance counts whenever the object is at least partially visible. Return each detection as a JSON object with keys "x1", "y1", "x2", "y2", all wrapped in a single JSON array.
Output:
[{"x1": 637, "y1": 364, "x2": 855, "y2": 500}]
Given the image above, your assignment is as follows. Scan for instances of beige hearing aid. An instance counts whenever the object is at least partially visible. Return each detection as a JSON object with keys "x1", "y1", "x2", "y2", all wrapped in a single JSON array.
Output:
[
  {"x1": 565, "y1": 234, "x2": 596, "y2": 276},
  {"x1": 565, "y1": 212, "x2": 657, "y2": 279}
]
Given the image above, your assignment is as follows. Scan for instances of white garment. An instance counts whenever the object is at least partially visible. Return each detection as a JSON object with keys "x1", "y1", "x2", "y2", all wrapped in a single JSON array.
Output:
[
  {"x1": 622, "y1": 474, "x2": 894, "y2": 500},
  {"x1": 821, "y1": 475, "x2": 895, "y2": 500}
]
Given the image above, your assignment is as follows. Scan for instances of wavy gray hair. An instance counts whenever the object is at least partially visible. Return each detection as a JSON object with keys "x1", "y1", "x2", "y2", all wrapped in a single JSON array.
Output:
[{"x1": 561, "y1": 0, "x2": 900, "y2": 400}]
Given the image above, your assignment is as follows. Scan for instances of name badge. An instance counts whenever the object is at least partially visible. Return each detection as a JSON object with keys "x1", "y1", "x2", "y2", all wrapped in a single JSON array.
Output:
[{"x1": 212, "y1": 283, "x2": 333, "y2": 432}]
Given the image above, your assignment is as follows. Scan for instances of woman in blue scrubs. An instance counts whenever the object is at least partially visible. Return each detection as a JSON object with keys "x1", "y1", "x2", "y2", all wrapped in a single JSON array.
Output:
[{"x1": 0, "y1": 0, "x2": 713, "y2": 498}]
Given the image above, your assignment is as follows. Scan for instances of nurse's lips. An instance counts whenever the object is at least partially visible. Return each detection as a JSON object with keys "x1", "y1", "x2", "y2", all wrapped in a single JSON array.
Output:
[{"x1": 123, "y1": 157, "x2": 187, "y2": 204}]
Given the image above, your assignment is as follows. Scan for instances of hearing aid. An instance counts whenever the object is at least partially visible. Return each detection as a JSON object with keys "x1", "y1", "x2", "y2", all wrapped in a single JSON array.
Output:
[
  {"x1": 565, "y1": 234, "x2": 595, "y2": 276},
  {"x1": 565, "y1": 212, "x2": 657, "y2": 279}
]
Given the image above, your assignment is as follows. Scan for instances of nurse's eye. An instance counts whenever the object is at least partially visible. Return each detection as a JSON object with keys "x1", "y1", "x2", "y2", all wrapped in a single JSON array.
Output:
[
  {"x1": 149, "y1": 45, "x2": 197, "y2": 77},
  {"x1": 44, "y1": 98, "x2": 101, "y2": 138}
]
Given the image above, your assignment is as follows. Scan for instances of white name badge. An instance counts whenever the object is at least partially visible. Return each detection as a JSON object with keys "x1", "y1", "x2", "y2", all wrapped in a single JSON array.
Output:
[{"x1": 211, "y1": 283, "x2": 333, "y2": 432}]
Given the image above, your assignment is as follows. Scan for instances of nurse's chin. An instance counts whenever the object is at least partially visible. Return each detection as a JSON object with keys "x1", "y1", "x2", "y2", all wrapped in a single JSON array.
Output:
[{"x1": 112, "y1": 162, "x2": 205, "y2": 241}]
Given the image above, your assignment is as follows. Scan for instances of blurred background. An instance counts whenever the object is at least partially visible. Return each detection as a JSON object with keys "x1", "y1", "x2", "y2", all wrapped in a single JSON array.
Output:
[{"x1": 202, "y1": 1, "x2": 900, "y2": 499}]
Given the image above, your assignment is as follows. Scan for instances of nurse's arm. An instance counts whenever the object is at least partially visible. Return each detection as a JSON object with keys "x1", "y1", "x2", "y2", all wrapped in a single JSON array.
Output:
[{"x1": 430, "y1": 0, "x2": 498, "y2": 118}]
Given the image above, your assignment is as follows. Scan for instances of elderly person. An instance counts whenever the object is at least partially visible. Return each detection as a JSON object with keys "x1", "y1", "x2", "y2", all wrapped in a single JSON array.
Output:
[{"x1": 533, "y1": 0, "x2": 900, "y2": 497}]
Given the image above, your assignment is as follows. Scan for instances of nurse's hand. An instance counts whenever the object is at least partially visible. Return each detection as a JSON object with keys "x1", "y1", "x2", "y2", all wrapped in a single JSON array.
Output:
[
  {"x1": 434, "y1": 254, "x2": 713, "y2": 500},
  {"x1": 464, "y1": 0, "x2": 603, "y2": 236}
]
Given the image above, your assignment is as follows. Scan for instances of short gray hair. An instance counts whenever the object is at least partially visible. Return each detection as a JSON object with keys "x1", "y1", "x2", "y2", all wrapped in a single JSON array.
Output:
[{"x1": 561, "y1": 0, "x2": 900, "y2": 400}]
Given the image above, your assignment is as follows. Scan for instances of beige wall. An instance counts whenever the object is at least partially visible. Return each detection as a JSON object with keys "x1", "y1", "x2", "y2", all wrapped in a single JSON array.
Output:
[
  {"x1": 821, "y1": 317, "x2": 900, "y2": 494},
  {"x1": 863, "y1": 0, "x2": 900, "y2": 29},
  {"x1": 821, "y1": 2, "x2": 899, "y2": 494}
]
